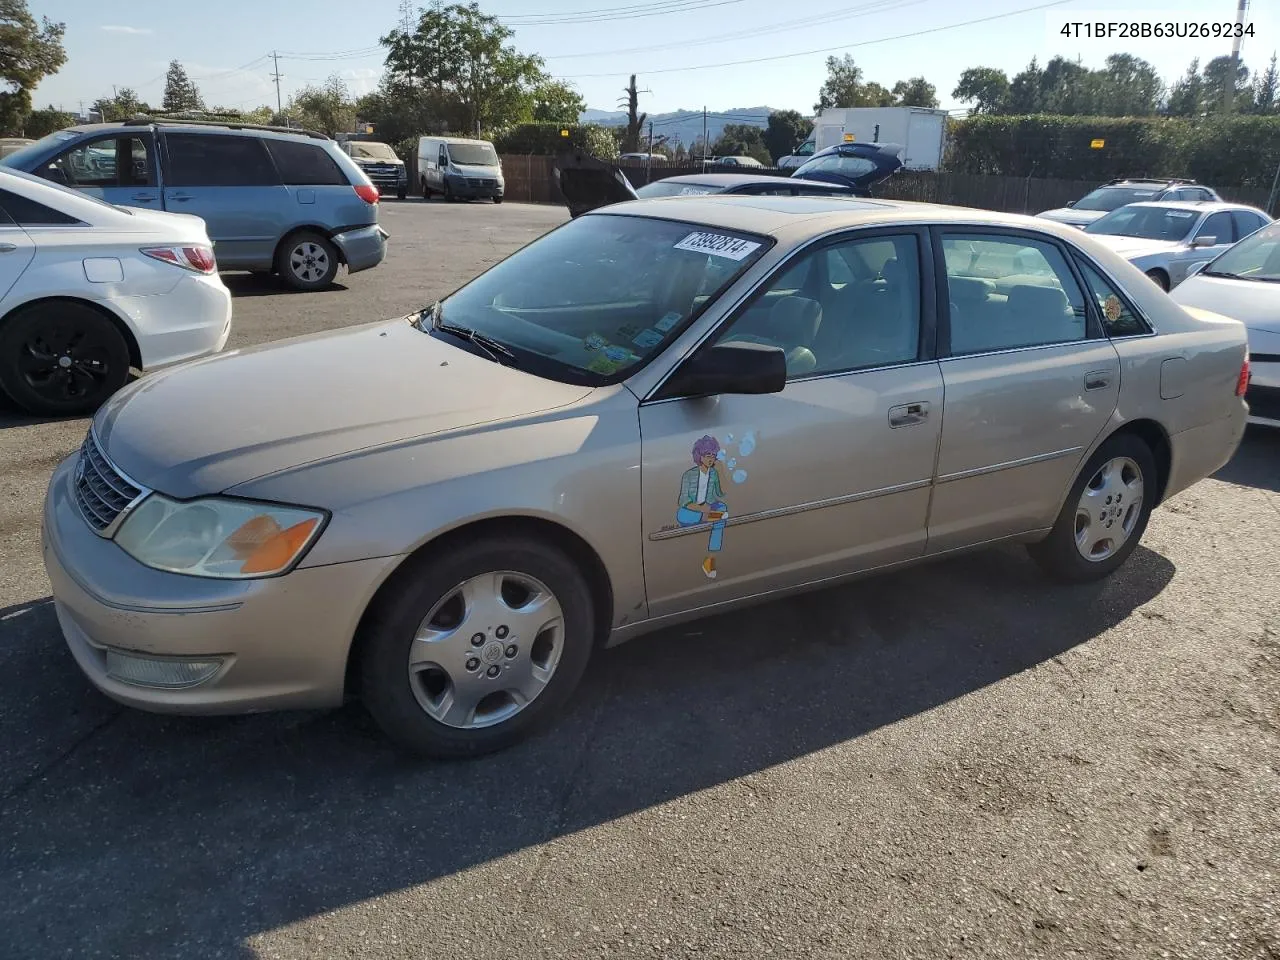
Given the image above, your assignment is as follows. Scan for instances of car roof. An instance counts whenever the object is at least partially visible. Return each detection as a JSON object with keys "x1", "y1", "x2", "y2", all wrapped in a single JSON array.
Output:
[
  {"x1": 1118, "y1": 200, "x2": 1261, "y2": 214},
  {"x1": 59, "y1": 121, "x2": 333, "y2": 145},
  {"x1": 657, "y1": 173, "x2": 844, "y2": 189}
]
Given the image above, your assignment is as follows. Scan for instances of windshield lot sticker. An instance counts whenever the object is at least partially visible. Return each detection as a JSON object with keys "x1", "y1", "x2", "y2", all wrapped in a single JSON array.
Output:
[
  {"x1": 586, "y1": 354, "x2": 621, "y2": 375},
  {"x1": 616, "y1": 324, "x2": 641, "y2": 342},
  {"x1": 604, "y1": 345, "x2": 632, "y2": 362},
  {"x1": 672, "y1": 431, "x2": 758, "y2": 580},
  {"x1": 673, "y1": 232, "x2": 762, "y2": 261},
  {"x1": 1103, "y1": 295, "x2": 1123, "y2": 323},
  {"x1": 679, "y1": 186, "x2": 714, "y2": 196},
  {"x1": 654, "y1": 311, "x2": 682, "y2": 332},
  {"x1": 1166, "y1": 211, "x2": 1195, "y2": 219},
  {"x1": 583, "y1": 333, "x2": 608, "y2": 352},
  {"x1": 633, "y1": 328, "x2": 665, "y2": 349}
]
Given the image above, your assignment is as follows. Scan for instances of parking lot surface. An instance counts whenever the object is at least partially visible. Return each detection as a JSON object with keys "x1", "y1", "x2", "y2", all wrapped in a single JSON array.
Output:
[{"x1": 1, "y1": 200, "x2": 1278, "y2": 960}]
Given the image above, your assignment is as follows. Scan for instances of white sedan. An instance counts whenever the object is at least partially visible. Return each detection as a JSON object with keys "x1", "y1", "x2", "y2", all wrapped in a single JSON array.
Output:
[
  {"x1": 0, "y1": 167, "x2": 231, "y2": 416},
  {"x1": 1172, "y1": 220, "x2": 1280, "y2": 427}
]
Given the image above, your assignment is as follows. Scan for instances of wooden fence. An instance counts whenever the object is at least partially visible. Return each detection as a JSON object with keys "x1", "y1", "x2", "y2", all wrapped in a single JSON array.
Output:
[{"x1": 467, "y1": 155, "x2": 1278, "y2": 215}]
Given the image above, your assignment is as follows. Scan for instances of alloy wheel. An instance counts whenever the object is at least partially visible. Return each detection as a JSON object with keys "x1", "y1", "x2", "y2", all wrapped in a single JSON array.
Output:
[
  {"x1": 289, "y1": 241, "x2": 330, "y2": 284},
  {"x1": 17, "y1": 316, "x2": 116, "y2": 405}
]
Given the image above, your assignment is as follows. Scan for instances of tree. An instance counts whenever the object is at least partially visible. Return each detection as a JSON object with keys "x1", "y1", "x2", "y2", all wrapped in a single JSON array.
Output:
[
  {"x1": 0, "y1": 0, "x2": 67, "y2": 135},
  {"x1": 531, "y1": 79, "x2": 584, "y2": 124},
  {"x1": 891, "y1": 76, "x2": 938, "y2": 108},
  {"x1": 22, "y1": 104, "x2": 70, "y2": 137},
  {"x1": 1166, "y1": 59, "x2": 1204, "y2": 116},
  {"x1": 952, "y1": 67, "x2": 1009, "y2": 115},
  {"x1": 1094, "y1": 53, "x2": 1162, "y2": 116},
  {"x1": 815, "y1": 54, "x2": 863, "y2": 111},
  {"x1": 763, "y1": 109, "x2": 812, "y2": 161},
  {"x1": 711, "y1": 123, "x2": 769, "y2": 164},
  {"x1": 619, "y1": 74, "x2": 646, "y2": 153},
  {"x1": 1251, "y1": 53, "x2": 1278, "y2": 114},
  {"x1": 287, "y1": 75, "x2": 357, "y2": 136},
  {"x1": 1007, "y1": 59, "x2": 1045, "y2": 113},
  {"x1": 356, "y1": 76, "x2": 441, "y2": 143},
  {"x1": 1202, "y1": 55, "x2": 1249, "y2": 112},
  {"x1": 382, "y1": 2, "x2": 548, "y2": 134},
  {"x1": 161, "y1": 60, "x2": 204, "y2": 113},
  {"x1": 92, "y1": 87, "x2": 149, "y2": 121}
]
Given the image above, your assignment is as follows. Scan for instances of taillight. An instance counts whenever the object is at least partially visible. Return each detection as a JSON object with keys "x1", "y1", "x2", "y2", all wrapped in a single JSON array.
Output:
[
  {"x1": 141, "y1": 245, "x2": 217, "y2": 274},
  {"x1": 354, "y1": 184, "x2": 379, "y2": 204},
  {"x1": 1236, "y1": 355, "x2": 1250, "y2": 397}
]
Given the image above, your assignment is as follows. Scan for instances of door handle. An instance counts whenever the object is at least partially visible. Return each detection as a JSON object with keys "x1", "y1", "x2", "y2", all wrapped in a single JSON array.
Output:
[
  {"x1": 1084, "y1": 370, "x2": 1112, "y2": 391},
  {"x1": 888, "y1": 401, "x2": 930, "y2": 428},
  {"x1": 0, "y1": 242, "x2": 17, "y2": 253},
  {"x1": 131, "y1": 193, "x2": 157, "y2": 202},
  {"x1": 169, "y1": 193, "x2": 193, "y2": 202}
]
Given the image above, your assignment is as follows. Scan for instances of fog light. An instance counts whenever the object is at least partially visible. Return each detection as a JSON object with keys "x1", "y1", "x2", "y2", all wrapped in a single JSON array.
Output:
[{"x1": 105, "y1": 650, "x2": 223, "y2": 688}]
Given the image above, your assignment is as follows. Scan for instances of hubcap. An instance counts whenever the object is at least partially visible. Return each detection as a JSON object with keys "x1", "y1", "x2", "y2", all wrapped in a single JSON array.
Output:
[
  {"x1": 407, "y1": 571, "x2": 565, "y2": 730},
  {"x1": 289, "y1": 242, "x2": 330, "y2": 283},
  {"x1": 17, "y1": 319, "x2": 113, "y2": 403},
  {"x1": 1074, "y1": 456, "x2": 1144, "y2": 562}
]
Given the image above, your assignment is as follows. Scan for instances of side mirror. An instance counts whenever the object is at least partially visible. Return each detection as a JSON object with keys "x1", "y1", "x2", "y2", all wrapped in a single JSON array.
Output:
[
  {"x1": 1191, "y1": 235, "x2": 1217, "y2": 248},
  {"x1": 655, "y1": 341, "x2": 787, "y2": 401},
  {"x1": 1065, "y1": 200, "x2": 1076, "y2": 208}
]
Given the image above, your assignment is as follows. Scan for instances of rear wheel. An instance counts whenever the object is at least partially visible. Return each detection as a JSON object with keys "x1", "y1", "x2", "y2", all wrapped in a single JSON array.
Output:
[
  {"x1": 276, "y1": 232, "x2": 339, "y2": 291},
  {"x1": 1145, "y1": 268, "x2": 1170, "y2": 292},
  {"x1": 1027, "y1": 433, "x2": 1156, "y2": 582},
  {"x1": 397, "y1": 186, "x2": 407, "y2": 201},
  {"x1": 359, "y1": 535, "x2": 596, "y2": 758},
  {"x1": 420, "y1": 177, "x2": 431, "y2": 200},
  {"x1": 0, "y1": 301, "x2": 131, "y2": 417}
]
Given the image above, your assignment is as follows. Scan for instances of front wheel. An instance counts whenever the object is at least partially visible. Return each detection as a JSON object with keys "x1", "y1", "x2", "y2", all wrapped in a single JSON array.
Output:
[
  {"x1": 0, "y1": 301, "x2": 131, "y2": 417},
  {"x1": 397, "y1": 186, "x2": 407, "y2": 201},
  {"x1": 1027, "y1": 433, "x2": 1157, "y2": 582},
  {"x1": 359, "y1": 535, "x2": 596, "y2": 758},
  {"x1": 420, "y1": 177, "x2": 430, "y2": 200},
  {"x1": 276, "y1": 232, "x2": 339, "y2": 292},
  {"x1": 493, "y1": 196, "x2": 504, "y2": 205}
]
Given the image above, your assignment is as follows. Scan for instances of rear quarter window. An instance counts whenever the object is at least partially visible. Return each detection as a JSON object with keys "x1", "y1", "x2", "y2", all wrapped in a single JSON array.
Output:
[
  {"x1": 0, "y1": 188, "x2": 80, "y2": 225},
  {"x1": 265, "y1": 140, "x2": 349, "y2": 186}
]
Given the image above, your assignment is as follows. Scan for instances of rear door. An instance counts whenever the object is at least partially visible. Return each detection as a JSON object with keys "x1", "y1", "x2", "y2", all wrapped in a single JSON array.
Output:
[
  {"x1": 928, "y1": 228, "x2": 1121, "y2": 553},
  {"x1": 158, "y1": 132, "x2": 288, "y2": 268}
]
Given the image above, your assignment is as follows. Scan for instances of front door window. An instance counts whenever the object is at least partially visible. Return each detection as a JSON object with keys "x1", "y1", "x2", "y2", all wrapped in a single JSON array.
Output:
[{"x1": 41, "y1": 136, "x2": 154, "y2": 189}]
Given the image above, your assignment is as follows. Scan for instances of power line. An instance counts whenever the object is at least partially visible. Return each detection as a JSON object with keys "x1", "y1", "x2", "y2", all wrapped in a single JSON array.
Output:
[
  {"x1": 503, "y1": 0, "x2": 744, "y2": 24},
  {"x1": 554, "y1": 0, "x2": 1076, "y2": 78}
]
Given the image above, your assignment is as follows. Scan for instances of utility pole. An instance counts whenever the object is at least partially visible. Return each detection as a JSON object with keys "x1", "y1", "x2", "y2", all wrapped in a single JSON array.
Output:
[
  {"x1": 270, "y1": 51, "x2": 285, "y2": 122},
  {"x1": 646, "y1": 120, "x2": 654, "y2": 184},
  {"x1": 702, "y1": 106, "x2": 707, "y2": 168},
  {"x1": 1225, "y1": 0, "x2": 1249, "y2": 111}
]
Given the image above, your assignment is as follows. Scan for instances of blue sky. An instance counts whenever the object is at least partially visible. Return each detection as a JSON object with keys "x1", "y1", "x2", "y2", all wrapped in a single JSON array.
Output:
[{"x1": 31, "y1": 0, "x2": 1279, "y2": 118}]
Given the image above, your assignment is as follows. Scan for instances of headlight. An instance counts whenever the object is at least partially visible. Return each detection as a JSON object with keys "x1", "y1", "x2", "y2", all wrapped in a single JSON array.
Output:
[{"x1": 114, "y1": 495, "x2": 326, "y2": 579}]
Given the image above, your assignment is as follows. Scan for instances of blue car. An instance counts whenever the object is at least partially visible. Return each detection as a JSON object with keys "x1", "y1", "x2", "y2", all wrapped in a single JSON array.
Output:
[
  {"x1": 1, "y1": 118, "x2": 389, "y2": 291},
  {"x1": 790, "y1": 141, "x2": 904, "y2": 193}
]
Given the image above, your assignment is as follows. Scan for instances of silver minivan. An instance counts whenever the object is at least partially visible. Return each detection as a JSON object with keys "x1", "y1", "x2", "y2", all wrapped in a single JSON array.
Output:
[{"x1": 416, "y1": 136, "x2": 504, "y2": 203}]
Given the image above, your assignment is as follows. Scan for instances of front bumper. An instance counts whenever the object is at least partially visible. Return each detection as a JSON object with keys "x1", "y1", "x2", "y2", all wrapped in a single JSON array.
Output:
[
  {"x1": 446, "y1": 176, "x2": 504, "y2": 200},
  {"x1": 42, "y1": 456, "x2": 399, "y2": 714},
  {"x1": 333, "y1": 223, "x2": 389, "y2": 275},
  {"x1": 1246, "y1": 357, "x2": 1280, "y2": 426}
]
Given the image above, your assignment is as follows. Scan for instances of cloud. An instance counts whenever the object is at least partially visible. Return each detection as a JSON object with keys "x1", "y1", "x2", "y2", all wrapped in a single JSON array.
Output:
[{"x1": 100, "y1": 25, "x2": 154, "y2": 35}]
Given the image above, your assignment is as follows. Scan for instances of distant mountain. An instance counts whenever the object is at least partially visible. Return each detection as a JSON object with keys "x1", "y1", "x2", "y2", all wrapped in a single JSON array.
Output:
[{"x1": 579, "y1": 106, "x2": 784, "y2": 149}]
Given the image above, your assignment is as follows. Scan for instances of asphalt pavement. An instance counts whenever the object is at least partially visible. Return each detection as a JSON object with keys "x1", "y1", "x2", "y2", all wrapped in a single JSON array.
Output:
[{"x1": 1, "y1": 199, "x2": 1278, "y2": 960}]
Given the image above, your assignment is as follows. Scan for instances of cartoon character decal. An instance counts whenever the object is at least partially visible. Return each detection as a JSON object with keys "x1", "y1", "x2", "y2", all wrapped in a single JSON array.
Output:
[{"x1": 677, "y1": 435, "x2": 729, "y2": 579}]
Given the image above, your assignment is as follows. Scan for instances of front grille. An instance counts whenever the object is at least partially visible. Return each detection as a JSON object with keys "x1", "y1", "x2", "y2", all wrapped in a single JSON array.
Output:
[
  {"x1": 467, "y1": 178, "x2": 497, "y2": 187},
  {"x1": 73, "y1": 433, "x2": 142, "y2": 533}
]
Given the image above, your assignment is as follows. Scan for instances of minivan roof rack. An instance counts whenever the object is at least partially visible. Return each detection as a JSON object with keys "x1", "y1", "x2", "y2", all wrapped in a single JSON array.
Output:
[{"x1": 121, "y1": 116, "x2": 331, "y2": 140}]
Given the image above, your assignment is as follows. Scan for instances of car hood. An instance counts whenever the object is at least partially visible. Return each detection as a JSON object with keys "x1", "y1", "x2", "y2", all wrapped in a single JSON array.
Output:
[
  {"x1": 452, "y1": 162, "x2": 501, "y2": 178},
  {"x1": 352, "y1": 156, "x2": 404, "y2": 167},
  {"x1": 553, "y1": 150, "x2": 640, "y2": 217},
  {"x1": 1037, "y1": 208, "x2": 1104, "y2": 227},
  {"x1": 94, "y1": 317, "x2": 594, "y2": 499},
  {"x1": 1171, "y1": 274, "x2": 1280, "y2": 336},
  {"x1": 1085, "y1": 234, "x2": 1182, "y2": 260}
]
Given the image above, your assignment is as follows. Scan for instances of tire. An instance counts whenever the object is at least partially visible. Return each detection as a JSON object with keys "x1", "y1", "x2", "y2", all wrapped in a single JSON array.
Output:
[
  {"x1": 276, "y1": 232, "x2": 339, "y2": 292},
  {"x1": 397, "y1": 187, "x2": 407, "y2": 201},
  {"x1": 493, "y1": 196, "x2": 504, "y2": 205},
  {"x1": 359, "y1": 535, "x2": 596, "y2": 758},
  {"x1": 444, "y1": 180, "x2": 456, "y2": 203},
  {"x1": 1145, "y1": 268, "x2": 1170, "y2": 292},
  {"x1": 420, "y1": 177, "x2": 430, "y2": 200},
  {"x1": 0, "y1": 301, "x2": 131, "y2": 417},
  {"x1": 1027, "y1": 433, "x2": 1157, "y2": 583}
]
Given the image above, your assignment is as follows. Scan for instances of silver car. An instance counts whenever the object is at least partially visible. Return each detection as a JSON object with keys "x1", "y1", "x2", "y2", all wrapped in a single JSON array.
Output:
[
  {"x1": 42, "y1": 197, "x2": 1249, "y2": 757},
  {"x1": 1082, "y1": 201, "x2": 1272, "y2": 291}
]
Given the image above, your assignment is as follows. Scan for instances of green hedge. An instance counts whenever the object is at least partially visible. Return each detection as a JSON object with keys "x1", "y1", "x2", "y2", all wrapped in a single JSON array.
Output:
[
  {"x1": 491, "y1": 123, "x2": 619, "y2": 160},
  {"x1": 946, "y1": 115, "x2": 1280, "y2": 188}
]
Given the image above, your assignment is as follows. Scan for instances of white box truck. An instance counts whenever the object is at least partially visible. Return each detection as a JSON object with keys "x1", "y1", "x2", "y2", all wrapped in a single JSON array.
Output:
[{"x1": 779, "y1": 106, "x2": 948, "y2": 171}]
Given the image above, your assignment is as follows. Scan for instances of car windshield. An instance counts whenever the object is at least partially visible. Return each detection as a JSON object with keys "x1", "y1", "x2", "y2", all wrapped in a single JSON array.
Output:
[
  {"x1": 1073, "y1": 186, "x2": 1163, "y2": 211},
  {"x1": 1202, "y1": 221, "x2": 1280, "y2": 282},
  {"x1": 349, "y1": 142, "x2": 399, "y2": 160},
  {"x1": 1085, "y1": 205, "x2": 1197, "y2": 241},
  {"x1": 634, "y1": 180, "x2": 719, "y2": 198},
  {"x1": 447, "y1": 143, "x2": 497, "y2": 166},
  {"x1": 423, "y1": 214, "x2": 771, "y2": 384},
  {"x1": 0, "y1": 129, "x2": 80, "y2": 169}
]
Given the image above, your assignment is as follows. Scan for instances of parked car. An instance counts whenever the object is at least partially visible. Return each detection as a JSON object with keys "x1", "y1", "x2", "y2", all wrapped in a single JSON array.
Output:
[
  {"x1": 0, "y1": 166, "x2": 231, "y2": 416},
  {"x1": 416, "y1": 136, "x2": 504, "y2": 203},
  {"x1": 1171, "y1": 220, "x2": 1280, "y2": 427},
  {"x1": 43, "y1": 196, "x2": 1248, "y2": 758},
  {"x1": 789, "y1": 141, "x2": 904, "y2": 193},
  {"x1": 0, "y1": 118, "x2": 388, "y2": 292},
  {"x1": 1037, "y1": 178, "x2": 1221, "y2": 229},
  {"x1": 712, "y1": 156, "x2": 764, "y2": 167},
  {"x1": 1082, "y1": 201, "x2": 1271, "y2": 290},
  {"x1": 338, "y1": 138, "x2": 408, "y2": 200},
  {"x1": 619, "y1": 152, "x2": 667, "y2": 163},
  {"x1": 553, "y1": 153, "x2": 867, "y2": 217}
]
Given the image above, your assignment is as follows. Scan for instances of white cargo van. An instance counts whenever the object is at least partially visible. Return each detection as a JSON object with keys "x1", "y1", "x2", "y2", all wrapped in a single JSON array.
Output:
[{"x1": 417, "y1": 136, "x2": 504, "y2": 203}]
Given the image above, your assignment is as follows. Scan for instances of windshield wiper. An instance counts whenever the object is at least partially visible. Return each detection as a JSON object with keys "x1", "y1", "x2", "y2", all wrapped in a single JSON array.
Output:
[{"x1": 421, "y1": 302, "x2": 518, "y2": 366}]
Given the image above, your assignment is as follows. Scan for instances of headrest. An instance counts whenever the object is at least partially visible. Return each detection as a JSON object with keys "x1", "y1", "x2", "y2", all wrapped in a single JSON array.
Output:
[
  {"x1": 1007, "y1": 283, "x2": 1070, "y2": 317},
  {"x1": 947, "y1": 276, "x2": 994, "y2": 303},
  {"x1": 770, "y1": 296, "x2": 822, "y2": 344}
]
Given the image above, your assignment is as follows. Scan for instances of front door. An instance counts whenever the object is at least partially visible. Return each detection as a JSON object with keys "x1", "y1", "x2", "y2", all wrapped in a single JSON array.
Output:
[
  {"x1": 158, "y1": 132, "x2": 290, "y2": 268},
  {"x1": 639, "y1": 229, "x2": 943, "y2": 619},
  {"x1": 35, "y1": 133, "x2": 161, "y2": 209},
  {"x1": 928, "y1": 229, "x2": 1121, "y2": 553}
]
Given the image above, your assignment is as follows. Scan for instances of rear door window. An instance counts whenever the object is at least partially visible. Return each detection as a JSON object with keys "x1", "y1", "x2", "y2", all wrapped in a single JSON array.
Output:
[
  {"x1": 163, "y1": 134, "x2": 278, "y2": 187},
  {"x1": 1231, "y1": 211, "x2": 1266, "y2": 241},
  {"x1": 264, "y1": 139, "x2": 348, "y2": 186}
]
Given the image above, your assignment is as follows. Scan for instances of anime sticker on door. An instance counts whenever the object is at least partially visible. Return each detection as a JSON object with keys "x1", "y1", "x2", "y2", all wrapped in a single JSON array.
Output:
[{"x1": 671, "y1": 431, "x2": 756, "y2": 579}]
